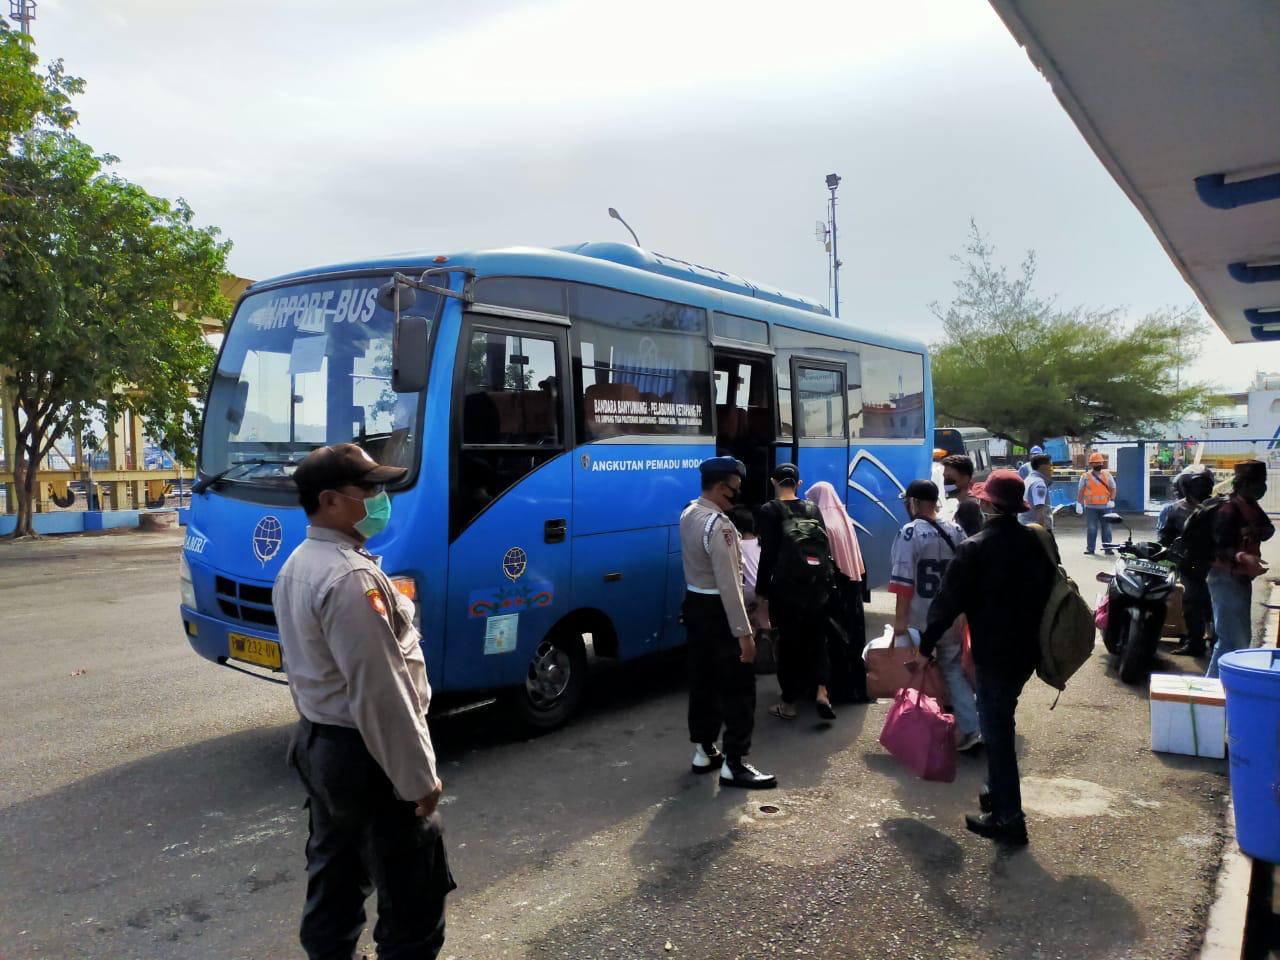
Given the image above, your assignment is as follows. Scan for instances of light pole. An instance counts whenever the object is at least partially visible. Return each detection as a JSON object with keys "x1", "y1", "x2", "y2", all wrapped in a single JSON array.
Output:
[
  {"x1": 826, "y1": 173, "x2": 842, "y2": 318},
  {"x1": 607, "y1": 207, "x2": 640, "y2": 247},
  {"x1": 8, "y1": 0, "x2": 35, "y2": 34}
]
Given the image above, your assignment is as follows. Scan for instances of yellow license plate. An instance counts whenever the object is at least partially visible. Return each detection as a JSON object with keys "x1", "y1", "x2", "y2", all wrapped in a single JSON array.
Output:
[{"x1": 228, "y1": 632, "x2": 282, "y2": 670}]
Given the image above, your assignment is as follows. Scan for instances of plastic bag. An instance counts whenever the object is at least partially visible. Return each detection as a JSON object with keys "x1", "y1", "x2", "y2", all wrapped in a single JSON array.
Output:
[
  {"x1": 878, "y1": 680, "x2": 957, "y2": 782},
  {"x1": 1094, "y1": 590, "x2": 1109, "y2": 632}
]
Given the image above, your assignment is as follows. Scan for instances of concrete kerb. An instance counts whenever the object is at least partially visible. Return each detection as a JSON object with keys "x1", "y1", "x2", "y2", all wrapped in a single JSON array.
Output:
[{"x1": 1198, "y1": 581, "x2": 1280, "y2": 958}]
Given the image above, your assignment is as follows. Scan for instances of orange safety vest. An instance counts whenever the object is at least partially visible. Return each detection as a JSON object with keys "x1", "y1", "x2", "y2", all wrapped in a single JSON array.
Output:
[{"x1": 1081, "y1": 470, "x2": 1112, "y2": 507}]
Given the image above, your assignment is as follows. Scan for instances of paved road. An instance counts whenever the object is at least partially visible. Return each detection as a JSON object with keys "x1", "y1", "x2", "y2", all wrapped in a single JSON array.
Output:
[{"x1": 0, "y1": 517, "x2": 1264, "y2": 959}]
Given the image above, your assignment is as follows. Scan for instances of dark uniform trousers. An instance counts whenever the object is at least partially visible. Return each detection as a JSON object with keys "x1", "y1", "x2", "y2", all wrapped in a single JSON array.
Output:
[
  {"x1": 1182, "y1": 571, "x2": 1214, "y2": 648},
  {"x1": 288, "y1": 718, "x2": 455, "y2": 960},
  {"x1": 684, "y1": 591, "x2": 756, "y2": 758}
]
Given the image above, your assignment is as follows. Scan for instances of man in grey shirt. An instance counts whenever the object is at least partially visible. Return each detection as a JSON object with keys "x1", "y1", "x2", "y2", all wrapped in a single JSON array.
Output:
[{"x1": 274, "y1": 443, "x2": 453, "y2": 960}]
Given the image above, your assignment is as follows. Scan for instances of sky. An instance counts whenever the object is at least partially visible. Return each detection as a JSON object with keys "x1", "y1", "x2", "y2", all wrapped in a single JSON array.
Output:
[{"x1": 26, "y1": 0, "x2": 1280, "y2": 392}]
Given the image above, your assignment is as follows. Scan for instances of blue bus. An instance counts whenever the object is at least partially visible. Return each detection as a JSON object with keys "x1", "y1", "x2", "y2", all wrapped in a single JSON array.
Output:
[{"x1": 180, "y1": 242, "x2": 932, "y2": 728}]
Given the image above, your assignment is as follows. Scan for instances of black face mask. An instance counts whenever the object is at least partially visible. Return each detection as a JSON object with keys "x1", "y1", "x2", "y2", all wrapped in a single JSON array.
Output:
[{"x1": 724, "y1": 484, "x2": 742, "y2": 505}]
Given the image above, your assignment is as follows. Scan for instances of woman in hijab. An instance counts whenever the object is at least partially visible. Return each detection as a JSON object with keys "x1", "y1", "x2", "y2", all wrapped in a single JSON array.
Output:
[{"x1": 806, "y1": 481, "x2": 870, "y2": 702}]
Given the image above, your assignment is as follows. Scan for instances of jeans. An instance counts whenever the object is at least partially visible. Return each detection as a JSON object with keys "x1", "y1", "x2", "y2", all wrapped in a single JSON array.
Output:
[
  {"x1": 1206, "y1": 568, "x2": 1253, "y2": 678},
  {"x1": 974, "y1": 664, "x2": 1034, "y2": 822},
  {"x1": 684, "y1": 592, "x2": 757, "y2": 758},
  {"x1": 935, "y1": 627, "x2": 979, "y2": 737},
  {"x1": 1085, "y1": 508, "x2": 1113, "y2": 553},
  {"x1": 288, "y1": 719, "x2": 454, "y2": 960}
]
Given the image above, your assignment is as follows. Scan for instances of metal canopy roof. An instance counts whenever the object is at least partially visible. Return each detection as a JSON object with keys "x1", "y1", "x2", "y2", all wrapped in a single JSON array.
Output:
[{"x1": 987, "y1": 1, "x2": 1280, "y2": 344}]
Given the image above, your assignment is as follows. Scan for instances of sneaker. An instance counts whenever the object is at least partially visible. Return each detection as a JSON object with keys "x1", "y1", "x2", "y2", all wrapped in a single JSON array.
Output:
[
  {"x1": 690, "y1": 743, "x2": 723, "y2": 773},
  {"x1": 1083, "y1": 550, "x2": 1095, "y2": 555},
  {"x1": 957, "y1": 730, "x2": 984, "y2": 753},
  {"x1": 965, "y1": 812, "x2": 1029, "y2": 846},
  {"x1": 1170, "y1": 643, "x2": 1207, "y2": 657},
  {"x1": 719, "y1": 759, "x2": 777, "y2": 789}
]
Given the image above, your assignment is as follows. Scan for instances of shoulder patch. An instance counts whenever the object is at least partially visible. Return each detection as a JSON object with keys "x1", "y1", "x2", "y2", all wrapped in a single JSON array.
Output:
[{"x1": 366, "y1": 587, "x2": 388, "y2": 618}]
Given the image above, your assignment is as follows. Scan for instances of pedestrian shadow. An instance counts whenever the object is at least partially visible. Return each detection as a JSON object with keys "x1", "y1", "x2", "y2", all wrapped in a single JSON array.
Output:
[{"x1": 880, "y1": 816, "x2": 1144, "y2": 957}]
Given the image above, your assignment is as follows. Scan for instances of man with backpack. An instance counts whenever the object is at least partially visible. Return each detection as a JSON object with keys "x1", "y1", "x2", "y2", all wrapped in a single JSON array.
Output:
[
  {"x1": 1158, "y1": 466, "x2": 1216, "y2": 657},
  {"x1": 756, "y1": 463, "x2": 837, "y2": 721},
  {"x1": 1198, "y1": 460, "x2": 1274, "y2": 678},
  {"x1": 912, "y1": 470, "x2": 1059, "y2": 846},
  {"x1": 889, "y1": 480, "x2": 979, "y2": 751}
]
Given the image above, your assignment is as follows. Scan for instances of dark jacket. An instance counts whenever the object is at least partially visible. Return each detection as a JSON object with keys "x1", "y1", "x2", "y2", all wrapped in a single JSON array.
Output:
[
  {"x1": 1212, "y1": 495, "x2": 1275, "y2": 574},
  {"x1": 755, "y1": 497, "x2": 826, "y2": 600},
  {"x1": 919, "y1": 514, "x2": 1057, "y2": 675}
]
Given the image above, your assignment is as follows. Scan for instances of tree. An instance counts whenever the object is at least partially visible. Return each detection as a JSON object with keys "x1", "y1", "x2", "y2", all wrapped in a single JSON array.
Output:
[
  {"x1": 929, "y1": 222, "x2": 1216, "y2": 449},
  {"x1": 0, "y1": 29, "x2": 231, "y2": 537}
]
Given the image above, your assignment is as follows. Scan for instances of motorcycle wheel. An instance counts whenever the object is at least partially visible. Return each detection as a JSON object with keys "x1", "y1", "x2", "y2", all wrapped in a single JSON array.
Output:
[
  {"x1": 1118, "y1": 613, "x2": 1150, "y2": 684},
  {"x1": 1102, "y1": 603, "x2": 1125, "y2": 654}
]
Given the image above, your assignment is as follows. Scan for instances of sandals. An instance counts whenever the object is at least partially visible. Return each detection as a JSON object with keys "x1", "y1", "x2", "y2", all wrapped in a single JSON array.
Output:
[{"x1": 769, "y1": 703, "x2": 797, "y2": 721}]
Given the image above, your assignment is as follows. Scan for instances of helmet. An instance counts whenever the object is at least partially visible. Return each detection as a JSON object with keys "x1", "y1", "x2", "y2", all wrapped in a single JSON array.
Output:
[{"x1": 1088, "y1": 452, "x2": 1105, "y2": 467}]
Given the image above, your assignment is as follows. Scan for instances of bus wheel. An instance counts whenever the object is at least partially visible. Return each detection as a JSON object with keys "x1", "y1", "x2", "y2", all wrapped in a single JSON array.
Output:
[{"x1": 508, "y1": 632, "x2": 587, "y2": 732}]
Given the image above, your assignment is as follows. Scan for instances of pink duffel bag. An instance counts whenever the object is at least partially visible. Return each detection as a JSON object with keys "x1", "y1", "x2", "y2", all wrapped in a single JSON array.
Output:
[
  {"x1": 1094, "y1": 591, "x2": 1109, "y2": 632},
  {"x1": 878, "y1": 677, "x2": 957, "y2": 783}
]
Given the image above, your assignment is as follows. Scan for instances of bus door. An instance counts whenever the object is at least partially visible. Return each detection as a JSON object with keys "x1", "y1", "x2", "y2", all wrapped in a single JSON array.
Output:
[
  {"x1": 444, "y1": 314, "x2": 573, "y2": 691},
  {"x1": 712, "y1": 349, "x2": 776, "y2": 507},
  {"x1": 788, "y1": 357, "x2": 849, "y2": 491}
]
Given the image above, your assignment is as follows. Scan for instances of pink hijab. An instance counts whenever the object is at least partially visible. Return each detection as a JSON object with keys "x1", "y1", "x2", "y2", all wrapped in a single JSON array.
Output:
[{"x1": 807, "y1": 480, "x2": 865, "y2": 582}]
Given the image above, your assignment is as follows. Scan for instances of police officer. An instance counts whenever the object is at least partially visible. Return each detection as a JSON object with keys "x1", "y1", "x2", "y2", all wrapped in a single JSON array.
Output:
[
  {"x1": 680, "y1": 456, "x2": 776, "y2": 788},
  {"x1": 273, "y1": 443, "x2": 454, "y2": 960}
]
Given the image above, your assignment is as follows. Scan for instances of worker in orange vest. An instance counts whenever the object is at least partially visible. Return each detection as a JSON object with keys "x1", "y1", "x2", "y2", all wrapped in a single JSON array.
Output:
[{"x1": 1078, "y1": 452, "x2": 1117, "y2": 555}]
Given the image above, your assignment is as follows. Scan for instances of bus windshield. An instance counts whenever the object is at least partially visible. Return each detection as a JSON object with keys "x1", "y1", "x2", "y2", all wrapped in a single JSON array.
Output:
[{"x1": 200, "y1": 276, "x2": 438, "y2": 485}]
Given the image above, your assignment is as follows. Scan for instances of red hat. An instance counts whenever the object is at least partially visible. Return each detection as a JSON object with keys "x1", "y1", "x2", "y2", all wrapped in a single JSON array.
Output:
[{"x1": 972, "y1": 469, "x2": 1029, "y2": 513}]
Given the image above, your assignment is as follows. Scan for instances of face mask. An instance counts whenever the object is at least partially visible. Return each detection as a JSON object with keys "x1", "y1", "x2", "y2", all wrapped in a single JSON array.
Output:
[
  {"x1": 340, "y1": 490, "x2": 392, "y2": 539},
  {"x1": 724, "y1": 485, "x2": 742, "y2": 505},
  {"x1": 943, "y1": 483, "x2": 958, "y2": 494}
]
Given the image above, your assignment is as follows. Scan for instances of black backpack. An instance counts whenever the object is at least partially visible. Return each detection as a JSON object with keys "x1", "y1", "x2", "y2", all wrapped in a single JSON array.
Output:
[
  {"x1": 1177, "y1": 495, "x2": 1226, "y2": 577},
  {"x1": 770, "y1": 502, "x2": 835, "y2": 600}
]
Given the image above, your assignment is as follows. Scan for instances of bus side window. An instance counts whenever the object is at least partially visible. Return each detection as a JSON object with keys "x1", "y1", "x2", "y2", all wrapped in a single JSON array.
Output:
[{"x1": 567, "y1": 283, "x2": 711, "y2": 442}]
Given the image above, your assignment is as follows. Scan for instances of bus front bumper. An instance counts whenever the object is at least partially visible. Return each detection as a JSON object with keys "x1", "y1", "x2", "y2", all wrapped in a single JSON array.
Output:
[{"x1": 180, "y1": 605, "x2": 285, "y2": 677}]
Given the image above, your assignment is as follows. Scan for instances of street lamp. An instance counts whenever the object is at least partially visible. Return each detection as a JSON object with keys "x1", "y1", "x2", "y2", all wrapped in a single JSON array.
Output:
[
  {"x1": 825, "y1": 174, "x2": 842, "y2": 318},
  {"x1": 607, "y1": 207, "x2": 641, "y2": 247}
]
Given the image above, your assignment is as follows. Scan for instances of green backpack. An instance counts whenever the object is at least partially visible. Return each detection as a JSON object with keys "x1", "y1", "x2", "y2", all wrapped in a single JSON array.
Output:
[
  {"x1": 771, "y1": 504, "x2": 835, "y2": 602},
  {"x1": 1028, "y1": 525, "x2": 1096, "y2": 702}
]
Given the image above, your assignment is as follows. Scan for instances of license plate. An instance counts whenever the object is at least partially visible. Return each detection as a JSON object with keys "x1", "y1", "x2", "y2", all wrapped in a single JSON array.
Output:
[
  {"x1": 228, "y1": 632, "x2": 282, "y2": 670},
  {"x1": 1128, "y1": 560, "x2": 1167, "y2": 575}
]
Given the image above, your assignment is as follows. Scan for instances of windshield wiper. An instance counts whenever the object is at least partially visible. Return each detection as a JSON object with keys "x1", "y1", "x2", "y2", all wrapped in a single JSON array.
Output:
[{"x1": 192, "y1": 456, "x2": 298, "y2": 494}]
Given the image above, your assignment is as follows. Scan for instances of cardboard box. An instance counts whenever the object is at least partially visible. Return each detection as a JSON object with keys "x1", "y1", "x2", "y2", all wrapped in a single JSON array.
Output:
[{"x1": 1149, "y1": 674, "x2": 1225, "y2": 759}]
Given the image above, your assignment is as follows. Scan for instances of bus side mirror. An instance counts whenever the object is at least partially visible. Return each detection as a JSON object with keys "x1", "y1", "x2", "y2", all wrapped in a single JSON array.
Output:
[{"x1": 392, "y1": 314, "x2": 429, "y2": 393}]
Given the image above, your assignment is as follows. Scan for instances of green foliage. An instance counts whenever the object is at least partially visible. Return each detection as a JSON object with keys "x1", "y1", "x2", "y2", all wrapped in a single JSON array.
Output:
[
  {"x1": 0, "y1": 25, "x2": 81, "y2": 149},
  {"x1": 0, "y1": 35, "x2": 230, "y2": 535},
  {"x1": 930, "y1": 222, "x2": 1217, "y2": 448}
]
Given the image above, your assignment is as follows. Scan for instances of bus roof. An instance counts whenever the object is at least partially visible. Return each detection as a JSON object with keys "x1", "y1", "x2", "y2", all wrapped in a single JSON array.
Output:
[{"x1": 249, "y1": 243, "x2": 930, "y2": 356}]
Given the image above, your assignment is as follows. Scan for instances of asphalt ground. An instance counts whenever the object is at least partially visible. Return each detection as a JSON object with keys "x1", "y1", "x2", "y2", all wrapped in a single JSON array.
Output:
[{"x1": 0, "y1": 516, "x2": 1272, "y2": 960}]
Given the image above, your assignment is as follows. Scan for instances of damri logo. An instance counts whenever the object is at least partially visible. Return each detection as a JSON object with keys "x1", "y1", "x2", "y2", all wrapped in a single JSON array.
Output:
[{"x1": 252, "y1": 516, "x2": 284, "y2": 565}]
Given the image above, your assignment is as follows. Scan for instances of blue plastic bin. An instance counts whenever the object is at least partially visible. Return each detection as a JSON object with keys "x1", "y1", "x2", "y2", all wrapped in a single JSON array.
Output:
[{"x1": 1220, "y1": 648, "x2": 1280, "y2": 863}]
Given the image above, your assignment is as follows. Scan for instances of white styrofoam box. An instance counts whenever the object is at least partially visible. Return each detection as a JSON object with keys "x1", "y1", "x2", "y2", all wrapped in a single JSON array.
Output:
[{"x1": 1149, "y1": 673, "x2": 1226, "y2": 759}]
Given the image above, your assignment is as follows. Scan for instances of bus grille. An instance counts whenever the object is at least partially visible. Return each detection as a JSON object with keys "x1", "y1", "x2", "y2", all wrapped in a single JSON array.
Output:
[{"x1": 215, "y1": 576, "x2": 277, "y2": 628}]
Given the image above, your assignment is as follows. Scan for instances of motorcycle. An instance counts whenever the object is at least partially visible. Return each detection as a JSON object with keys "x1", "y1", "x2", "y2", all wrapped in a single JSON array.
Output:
[{"x1": 1095, "y1": 512, "x2": 1179, "y2": 684}]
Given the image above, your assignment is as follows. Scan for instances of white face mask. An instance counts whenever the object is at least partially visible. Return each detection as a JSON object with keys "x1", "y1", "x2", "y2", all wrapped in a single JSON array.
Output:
[{"x1": 944, "y1": 483, "x2": 958, "y2": 494}]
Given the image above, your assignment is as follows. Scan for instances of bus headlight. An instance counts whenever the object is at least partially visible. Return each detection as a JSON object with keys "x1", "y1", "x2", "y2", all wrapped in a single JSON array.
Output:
[
  {"x1": 390, "y1": 576, "x2": 420, "y2": 631},
  {"x1": 179, "y1": 554, "x2": 197, "y2": 610}
]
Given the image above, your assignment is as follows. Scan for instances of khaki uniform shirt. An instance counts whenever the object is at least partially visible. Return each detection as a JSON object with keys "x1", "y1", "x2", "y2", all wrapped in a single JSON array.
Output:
[
  {"x1": 272, "y1": 527, "x2": 438, "y2": 802},
  {"x1": 679, "y1": 497, "x2": 753, "y2": 638}
]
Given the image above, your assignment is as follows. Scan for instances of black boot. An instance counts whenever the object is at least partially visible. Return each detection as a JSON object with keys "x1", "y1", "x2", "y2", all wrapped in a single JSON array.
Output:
[
  {"x1": 1170, "y1": 640, "x2": 1207, "y2": 657},
  {"x1": 965, "y1": 812, "x2": 1028, "y2": 846}
]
